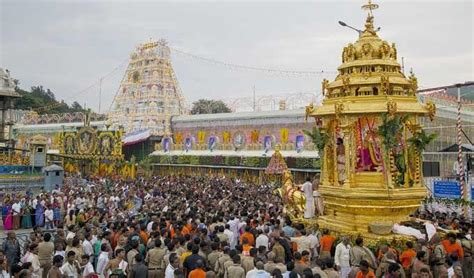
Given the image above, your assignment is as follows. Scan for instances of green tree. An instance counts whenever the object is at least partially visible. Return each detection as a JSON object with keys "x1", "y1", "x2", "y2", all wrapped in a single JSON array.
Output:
[
  {"x1": 31, "y1": 86, "x2": 56, "y2": 102},
  {"x1": 12, "y1": 81, "x2": 86, "y2": 114},
  {"x1": 51, "y1": 100, "x2": 71, "y2": 114},
  {"x1": 303, "y1": 126, "x2": 329, "y2": 168},
  {"x1": 71, "y1": 101, "x2": 84, "y2": 112},
  {"x1": 190, "y1": 99, "x2": 232, "y2": 114}
]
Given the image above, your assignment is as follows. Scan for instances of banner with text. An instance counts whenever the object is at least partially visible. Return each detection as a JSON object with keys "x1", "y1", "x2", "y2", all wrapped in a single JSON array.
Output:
[{"x1": 433, "y1": 180, "x2": 461, "y2": 199}]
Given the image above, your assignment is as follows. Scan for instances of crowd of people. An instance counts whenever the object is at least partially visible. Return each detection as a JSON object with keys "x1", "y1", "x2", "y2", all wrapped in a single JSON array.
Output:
[{"x1": 0, "y1": 174, "x2": 472, "y2": 278}]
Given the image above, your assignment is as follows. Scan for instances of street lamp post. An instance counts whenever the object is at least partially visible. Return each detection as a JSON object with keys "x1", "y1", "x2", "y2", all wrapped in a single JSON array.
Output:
[
  {"x1": 338, "y1": 21, "x2": 363, "y2": 36},
  {"x1": 338, "y1": 20, "x2": 380, "y2": 37}
]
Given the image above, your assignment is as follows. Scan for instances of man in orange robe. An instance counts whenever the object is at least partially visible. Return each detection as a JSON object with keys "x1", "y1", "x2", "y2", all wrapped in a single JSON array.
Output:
[
  {"x1": 240, "y1": 226, "x2": 255, "y2": 247},
  {"x1": 442, "y1": 233, "x2": 464, "y2": 259}
]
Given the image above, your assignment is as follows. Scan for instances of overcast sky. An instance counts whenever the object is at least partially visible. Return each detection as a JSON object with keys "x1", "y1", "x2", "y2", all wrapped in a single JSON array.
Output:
[{"x1": 1, "y1": 0, "x2": 472, "y2": 113}]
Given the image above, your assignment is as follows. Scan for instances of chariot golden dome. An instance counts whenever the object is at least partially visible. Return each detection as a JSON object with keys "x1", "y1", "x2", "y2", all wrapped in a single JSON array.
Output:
[{"x1": 314, "y1": 0, "x2": 432, "y2": 118}]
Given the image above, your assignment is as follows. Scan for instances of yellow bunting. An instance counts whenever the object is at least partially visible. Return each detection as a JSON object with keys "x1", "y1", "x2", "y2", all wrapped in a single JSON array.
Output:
[
  {"x1": 197, "y1": 131, "x2": 206, "y2": 145},
  {"x1": 280, "y1": 128, "x2": 289, "y2": 144},
  {"x1": 223, "y1": 131, "x2": 231, "y2": 144},
  {"x1": 175, "y1": 133, "x2": 183, "y2": 144},
  {"x1": 251, "y1": 130, "x2": 259, "y2": 143}
]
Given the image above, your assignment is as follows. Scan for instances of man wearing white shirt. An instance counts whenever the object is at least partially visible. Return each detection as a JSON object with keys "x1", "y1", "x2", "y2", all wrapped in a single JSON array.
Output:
[
  {"x1": 147, "y1": 215, "x2": 158, "y2": 233},
  {"x1": 75, "y1": 196, "x2": 85, "y2": 211},
  {"x1": 80, "y1": 254, "x2": 95, "y2": 278},
  {"x1": 255, "y1": 229, "x2": 269, "y2": 249},
  {"x1": 12, "y1": 200, "x2": 21, "y2": 230},
  {"x1": 82, "y1": 233, "x2": 94, "y2": 258},
  {"x1": 282, "y1": 262, "x2": 301, "y2": 278},
  {"x1": 290, "y1": 230, "x2": 312, "y2": 254},
  {"x1": 66, "y1": 228, "x2": 76, "y2": 241},
  {"x1": 307, "y1": 229, "x2": 320, "y2": 259},
  {"x1": 61, "y1": 251, "x2": 81, "y2": 278},
  {"x1": 224, "y1": 224, "x2": 235, "y2": 249},
  {"x1": 334, "y1": 237, "x2": 351, "y2": 278},
  {"x1": 246, "y1": 261, "x2": 270, "y2": 278},
  {"x1": 96, "y1": 244, "x2": 109, "y2": 278},
  {"x1": 44, "y1": 206, "x2": 54, "y2": 229},
  {"x1": 227, "y1": 216, "x2": 240, "y2": 248},
  {"x1": 165, "y1": 254, "x2": 180, "y2": 278},
  {"x1": 301, "y1": 177, "x2": 315, "y2": 219}
]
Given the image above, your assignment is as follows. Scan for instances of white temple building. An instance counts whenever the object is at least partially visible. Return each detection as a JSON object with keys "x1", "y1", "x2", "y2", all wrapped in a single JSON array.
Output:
[{"x1": 0, "y1": 68, "x2": 20, "y2": 147}]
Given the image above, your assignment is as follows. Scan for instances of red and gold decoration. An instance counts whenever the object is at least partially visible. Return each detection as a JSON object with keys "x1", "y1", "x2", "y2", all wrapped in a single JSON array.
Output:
[
  {"x1": 58, "y1": 116, "x2": 135, "y2": 178},
  {"x1": 275, "y1": 170, "x2": 306, "y2": 219},
  {"x1": 265, "y1": 147, "x2": 288, "y2": 175}
]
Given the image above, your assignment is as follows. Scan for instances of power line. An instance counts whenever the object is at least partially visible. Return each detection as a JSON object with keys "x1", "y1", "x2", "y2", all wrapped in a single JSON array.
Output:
[
  {"x1": 32, "y1": 58, "x2": 128, "y2": 112},
  {"x1": 169, "y1": 46, "x2": 337, "y2": 77},
  {"x1": 423, "y1": 125, "x2": 474, "y2": 130},
  {"x1": 107, "y1": 65, "x2": 128, "y2": 114}
]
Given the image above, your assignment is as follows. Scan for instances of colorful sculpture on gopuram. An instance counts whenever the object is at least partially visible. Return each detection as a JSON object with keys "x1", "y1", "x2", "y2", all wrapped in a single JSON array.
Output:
[{"x1": 305, "y1": 1, "x2": 436, "y2": 237}]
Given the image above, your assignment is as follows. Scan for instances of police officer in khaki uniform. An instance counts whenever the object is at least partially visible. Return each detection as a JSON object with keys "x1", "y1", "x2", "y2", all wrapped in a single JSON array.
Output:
[
  {"x1": 430, "y1": 234, "x2": 447, "y2": 278},
  {"x1": 225, "y1": 255, "x2": 245, "y2": 278},
  {"x1": 146, "y1": 239, "x2": 166, "y2": 278},
  {"x1": 215, "y1": 247, "x2": 231, "y2": 278},
  {"x1": 460, "y1": 231, "x2": 472, "y2": 278},
  {"x1": 207, "y1": 242, "x2": 222, "y2": 272}
]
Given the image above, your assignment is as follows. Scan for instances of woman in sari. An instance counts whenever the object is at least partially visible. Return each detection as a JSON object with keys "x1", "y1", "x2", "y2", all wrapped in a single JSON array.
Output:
[
  {"x1": 2, "y1": 199, "x2": 8, "y2": 223},
  {"x1": 21, "y1": 204, "x2": 32, "y2": 229},
  {"x1": 52, "y1": 199, "x2": 61, "y2": 227},
  {"x1": 64, "y1": 209, "x2": 76, "y2": 227},
  {"x1": 3, "y1": 202, "x2": 13, "y2": 230},
  {"x1": 35, "y1": 202, "x2": 44, "y2": 227},
  {"x1": 76, "y1": 210, "x2": 86, "y2": 226}
]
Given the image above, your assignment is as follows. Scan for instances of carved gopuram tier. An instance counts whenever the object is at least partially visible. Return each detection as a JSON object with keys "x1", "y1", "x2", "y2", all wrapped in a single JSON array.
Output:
[
  {"x1": 108, "y1": 40, "x2": 186, "y2": 136},
  {"x1": 307, "y1": 1, "x2": 436, "y2": 235}
]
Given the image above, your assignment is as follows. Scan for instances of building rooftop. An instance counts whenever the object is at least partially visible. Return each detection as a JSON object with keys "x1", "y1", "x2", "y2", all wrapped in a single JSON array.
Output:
[
  {"x1": 173, "y1": 109, "x2": 305, "y2": 122},
  {"x1": 150, "y1": 149, "x2": 319, "y2": 158},
  {"x1": 43, "y1": 164, "x2": 64, "y2": 172}
]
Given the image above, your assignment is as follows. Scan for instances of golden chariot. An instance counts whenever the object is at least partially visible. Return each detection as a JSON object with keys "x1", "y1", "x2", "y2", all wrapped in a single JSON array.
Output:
[{"x1": 304, "y1": 1, "x2": 436, "y2": 238}]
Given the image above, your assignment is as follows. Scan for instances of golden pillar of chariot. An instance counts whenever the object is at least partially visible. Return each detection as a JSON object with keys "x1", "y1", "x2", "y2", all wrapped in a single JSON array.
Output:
[{"x1": 306, "y1": 1, "x2": 436, "y2": 235}]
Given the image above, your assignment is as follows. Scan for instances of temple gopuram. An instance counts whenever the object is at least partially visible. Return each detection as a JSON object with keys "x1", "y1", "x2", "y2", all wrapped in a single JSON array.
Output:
[
  {"x1": 108, "y1": 39, "x2": 186, "y2": 138},
  {"x1": 306, "y1": 1, "x2": 437, "y2": 237}
]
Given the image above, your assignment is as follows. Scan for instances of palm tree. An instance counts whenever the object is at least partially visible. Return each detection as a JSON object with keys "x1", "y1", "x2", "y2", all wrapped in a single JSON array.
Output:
[
  {"x1": 408, "y1": 129, "x2": 437, "y2": 154},
  {"x1": 377, "y1": 114, "x2": 408, "y2": 151},
  {"x1": 377, "y1": 114, "x2": 409, "y2": 186},
  {"x1": 303, "y1": 126, "x2": 329, "y2": 154}
]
